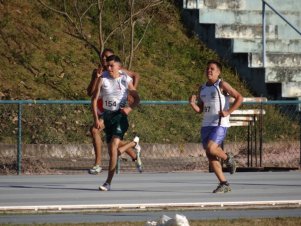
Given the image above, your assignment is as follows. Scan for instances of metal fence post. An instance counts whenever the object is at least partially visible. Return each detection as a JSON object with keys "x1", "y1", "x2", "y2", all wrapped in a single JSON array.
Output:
[
  {"x1": 262, "y1": 0, "x2": 266, "y2": 67},
  {"x1": 17, "y1": 103, "x2": 22, "y2": 175},
  {"x1": 299, "y1": 113, "x2": 301, "y2": 168},
  {"x1": 259, "y1": 100, "x2": 263, "y2": 167},
  {"x1": 116, "y1": 156, "x2": 120, "y2": 174}
]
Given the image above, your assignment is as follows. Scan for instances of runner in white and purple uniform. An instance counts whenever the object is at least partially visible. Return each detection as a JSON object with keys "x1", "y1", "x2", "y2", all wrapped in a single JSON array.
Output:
[{"x1": 189, "y1": 60, "x2": 243, "y2": 193}]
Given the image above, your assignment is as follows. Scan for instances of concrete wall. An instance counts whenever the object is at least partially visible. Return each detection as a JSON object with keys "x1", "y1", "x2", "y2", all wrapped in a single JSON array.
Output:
[{"x1": 0, "y1": 143, "x2": 206, "y2": 159}]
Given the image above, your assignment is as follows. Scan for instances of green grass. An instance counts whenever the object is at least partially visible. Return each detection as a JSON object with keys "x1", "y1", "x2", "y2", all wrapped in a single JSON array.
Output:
[
  {"x1": 0, "y1": 1, "x2": 251, "y2": 100},
  {"x1": 1, "y1": 101, "x2": 299, "y2": 144},
  {"x1": 1, "y1": 217, "x2": 301, "y2": 226}
]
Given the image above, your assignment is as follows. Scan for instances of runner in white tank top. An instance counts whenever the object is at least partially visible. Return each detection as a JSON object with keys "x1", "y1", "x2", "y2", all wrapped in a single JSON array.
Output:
[
  {"x1": 100, "y1": 70, "x2": 132, "y2": 112},
  {"x1": 200, "y1": 78, "x2": 230, "y2": 127},
  {"x1": 92, "y1": 55, "x2": 140, "y2": 191},
  {"x1": 87, "y1": 49, "x2": 141, "y2": 175},
  {"x1": 189, "y1": 60, "x2": 243, "y2": 193}
]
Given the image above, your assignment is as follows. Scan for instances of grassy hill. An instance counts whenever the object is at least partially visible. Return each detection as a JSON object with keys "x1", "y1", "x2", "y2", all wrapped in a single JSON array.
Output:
[
  {"x1": 0, "y1": 0, "x2": 251, "y2": 100},
  {"x1": 0, "y1": 0, "x2": 257, "y2": 144}
]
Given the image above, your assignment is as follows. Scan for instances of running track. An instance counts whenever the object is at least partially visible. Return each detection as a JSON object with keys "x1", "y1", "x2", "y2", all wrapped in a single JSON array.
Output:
[{"x1": 0, "y1": 171, "x2": 301, "y2": 223}]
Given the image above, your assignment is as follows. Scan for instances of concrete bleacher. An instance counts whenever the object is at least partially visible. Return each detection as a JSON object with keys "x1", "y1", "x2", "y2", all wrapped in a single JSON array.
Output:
[{"x1": 182, "y1": 0, "x2": 301, "y2": 99}]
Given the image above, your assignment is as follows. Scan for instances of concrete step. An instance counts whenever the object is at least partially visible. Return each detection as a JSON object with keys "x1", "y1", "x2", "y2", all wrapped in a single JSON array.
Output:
[
  {"x1": 233, "y1": 39, "x2": 301, "y2": 53},
  {"x1": 194, "y1": 0, "x2": 300, "y2": 11},
  {"x1": 182, "y1": 0, "x2": 301, "y2": 98},
  {"x1": 282, "y1": 82, "x2": 301, "y2": 97},
  {"x1": 265, "y1": 67, "x2": 301, "y2": 83},
  {"x1": 215, "y1": 24, "x2": 277, "y2": 39},
  {"x1": 248, "y1": 53, "x2": 301, "y2": 67},
  {"x1": 216, "y1": 24, "x2": 301, "y2": 40},
  {"x1": 199, "y1": 9, "x2": 301, "y2": 26}
]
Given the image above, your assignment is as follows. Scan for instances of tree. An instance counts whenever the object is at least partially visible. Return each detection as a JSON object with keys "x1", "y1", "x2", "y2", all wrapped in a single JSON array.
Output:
[{"x1": 38, "y1": 0, "x2": 163, "y2": 69}]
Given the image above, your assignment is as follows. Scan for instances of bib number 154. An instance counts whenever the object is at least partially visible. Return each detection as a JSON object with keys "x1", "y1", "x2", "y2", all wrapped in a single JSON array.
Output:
[{"x1": 105, "y1": 100, "x2": 117, "y2": 108}]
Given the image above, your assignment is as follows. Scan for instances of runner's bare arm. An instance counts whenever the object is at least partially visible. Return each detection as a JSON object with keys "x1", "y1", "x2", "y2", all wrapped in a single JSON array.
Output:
[
  {"x1": 189, "y1": 94, "x2": 203, "y2": 113},
  {"x1": 87, "y1": 67, "x2": 103, "y2": 97},
  {"x1": 220, "y1": 81, "x2": 243, "y2": 117},
  {"x1": 120, "y1": 82, "x2": 140, "y2": 115},
  {"x1": 122, "y1": 68, "x2": 140, "y2": 89},
  {"x1": 189, "y1": 85, "x2": 204, "y2": 113},
  {"x1": 91, "y1": 77, "x2": 103, "y2": 128}
]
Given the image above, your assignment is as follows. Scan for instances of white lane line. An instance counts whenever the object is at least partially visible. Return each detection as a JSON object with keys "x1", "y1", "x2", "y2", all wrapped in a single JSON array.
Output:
[{"x1": 0, "y1": 200, "x2": 301, "y2": 211}]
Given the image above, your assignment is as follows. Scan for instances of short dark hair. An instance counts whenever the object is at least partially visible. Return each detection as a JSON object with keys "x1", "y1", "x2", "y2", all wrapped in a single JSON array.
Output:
[
  {"x1": 207, "y1": 60, "x2": 222, "y2": 72},
  {"x1": 101, "y1": 48, "x2": 114, "y2": 57},
  {"x1": 106, "y1": 55, "x2": 122, "y2": 64}
]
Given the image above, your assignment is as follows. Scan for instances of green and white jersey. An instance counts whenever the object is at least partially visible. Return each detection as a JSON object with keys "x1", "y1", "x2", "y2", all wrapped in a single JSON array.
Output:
[{"x1": 100, "y1": 70, "x2": 133, "y2": 111}]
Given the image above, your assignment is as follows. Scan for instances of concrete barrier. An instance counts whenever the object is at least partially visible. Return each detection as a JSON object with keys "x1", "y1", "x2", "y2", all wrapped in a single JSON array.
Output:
[{"x1": 0, "y1": 143, "x2": 206, "y2": 159}]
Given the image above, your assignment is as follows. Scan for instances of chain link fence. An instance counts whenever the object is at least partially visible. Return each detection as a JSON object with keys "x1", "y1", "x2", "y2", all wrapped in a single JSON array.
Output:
[{"x1": 0, "y1": 100, "x2": 300, "y2": 175}]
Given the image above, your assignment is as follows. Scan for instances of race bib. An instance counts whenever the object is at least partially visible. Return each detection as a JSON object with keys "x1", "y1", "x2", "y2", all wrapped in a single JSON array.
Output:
[
  {"x1": 204, "y1": 105, "x2": 211, "y2": 113},
  {"x1": 102, "y1": 96, "x2": 119, "y2": 111}
]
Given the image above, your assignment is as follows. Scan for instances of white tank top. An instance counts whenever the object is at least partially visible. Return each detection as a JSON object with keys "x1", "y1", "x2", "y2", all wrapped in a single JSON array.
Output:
[
  {"x1": 199, "y1": 79, "x2": 230, "y2": 127},
  {"x1": 100, "y1": 70, "x2": 133, "y2": 111}
]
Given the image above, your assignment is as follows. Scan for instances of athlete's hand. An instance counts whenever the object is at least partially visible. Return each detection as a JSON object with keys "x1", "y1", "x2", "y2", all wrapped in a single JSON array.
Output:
[
  {"x1": 189, "y1": 95, "x2": 197, "y2": 104},
  {"x1": 94, "y1": 119, "x2": 104, "y2": 129},
  {"x1": 120, "y1": 107, "x2": 132, "y2": 115},
  {"x1": 96, "y1": 66, "x2": 103, "y2": 78},
  {"x1": 98, "y1": 119, "x2": 105, "y2": 130}
]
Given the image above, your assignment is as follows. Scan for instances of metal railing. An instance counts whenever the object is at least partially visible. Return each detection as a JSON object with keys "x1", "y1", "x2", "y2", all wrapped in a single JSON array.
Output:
[
  {"x1": 0, "y1": 99, "x2": 300, "y2": 174},
  {"x1": 0, "y1": 100, "x2": 90, "y2": 175},
  {"x1": 262, "y1": 0, "x2": 301, "y2": 67},
  {"x1": 0, "y1": 100, "x2": 189, "y2": 175}
]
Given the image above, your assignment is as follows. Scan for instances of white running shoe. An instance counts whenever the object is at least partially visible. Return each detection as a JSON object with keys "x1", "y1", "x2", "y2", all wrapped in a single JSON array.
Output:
[
  {"x1": 89, "y1": 165, "x2": 102, "y2": 174},
  {"x1": 99, "y1": 182, "x2": 111, "y2": 191},
  {"x1": 133, "y1": 136, "x2": 141, "y2": 152},
  {"x1": 133, "y1": 136, "x2": 142, "y2": 173}
]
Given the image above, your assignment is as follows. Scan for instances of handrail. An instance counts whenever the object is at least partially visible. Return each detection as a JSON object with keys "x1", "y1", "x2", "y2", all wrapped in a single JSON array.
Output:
[
  {"x1": 0, "y1": 100, "x2": 91, "y2": 104},
  {"x1": 2, "y1": 99, "x2": 301, "y2": 105},
  {"x1": 262, "y1": 0, "x2": 301, "y2": 67}
]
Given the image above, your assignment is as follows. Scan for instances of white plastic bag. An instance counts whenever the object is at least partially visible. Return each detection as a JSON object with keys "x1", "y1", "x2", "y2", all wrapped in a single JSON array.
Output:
[{"x1": 145, "y1": 214, "x2": 190, "y2": 226}]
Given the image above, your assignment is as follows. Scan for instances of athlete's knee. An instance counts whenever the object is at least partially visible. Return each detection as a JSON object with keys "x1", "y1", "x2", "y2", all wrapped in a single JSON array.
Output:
[
  {"x1": 110, "y1": 137, "x2": 120, "y2": 151},
  {"x1": 206, "y1": 141, "x2": 219, "y2": 155},
  {"x1": 206, "y1": 151, "x2": 218, "y2": 161},
  {"x1": 205, "y1": 150, "x2": 212, "y2": 159},
  {"x1": 117, "y1": 148, "x2": 121, "y2": 156},
  {"x1": 206, "y1": 146, "x2": 216, "y2": 156},
  {"x1": 108, "y1": 145, "x2": 118, "y2": 157},
  {"x1": 90, "y1": 126, "x2": 101, "y2": 137}
]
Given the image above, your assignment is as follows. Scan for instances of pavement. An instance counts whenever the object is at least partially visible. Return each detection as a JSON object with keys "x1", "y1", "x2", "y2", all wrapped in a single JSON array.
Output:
[{"x1": 1, "y1": 171, "x2": 301, "y2": 212}]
